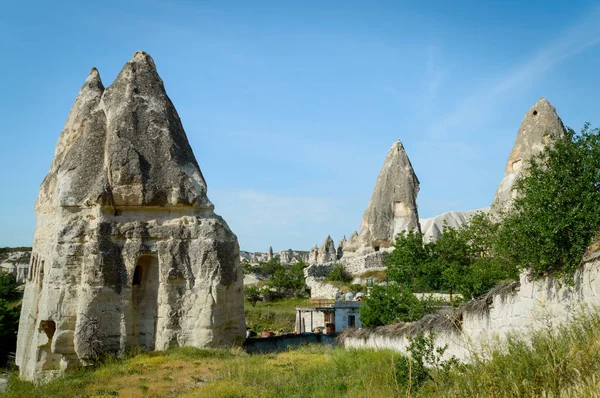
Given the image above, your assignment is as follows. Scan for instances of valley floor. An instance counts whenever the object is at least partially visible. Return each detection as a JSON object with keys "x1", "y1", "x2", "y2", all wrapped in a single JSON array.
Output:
[{"x1": 3, "y1": 309, "x2": 600, "y2": 397}]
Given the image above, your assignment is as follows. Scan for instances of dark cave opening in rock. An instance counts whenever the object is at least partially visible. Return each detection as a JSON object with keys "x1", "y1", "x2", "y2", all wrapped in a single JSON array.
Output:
[{"x1": 132, "y1": 255, "x2": 159, "y2": 350}]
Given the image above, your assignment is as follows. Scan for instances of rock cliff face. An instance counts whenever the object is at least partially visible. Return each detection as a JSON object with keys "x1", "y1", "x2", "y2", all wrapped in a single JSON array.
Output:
[
  {"x1": 239, "y1": 248, "x2": 308, "y2": 264},
  {"x1": 16, "y1": 52, "x2": 245, "y2": 382},
  {"x1": 337, "y1": 236, "x2": 347, "y2": 260},
  {"x1": 317, "y1": 235, "x2": 337, "y2": 264},
  {"x1": 490, "y1": 98, "x2": 566, "y2": 217},
  {"x1": 0, "y1": 249, "x2": 31, "y2": 284},
  {"x1": 308, "y1": 244, "x2": 319, "y2": 264},
  {"x1": 344, "y1": 140, "x2": 420, "y2": 257},
  {"x1": 420, "y1": 208, "x2": 489, "y2": 242}
]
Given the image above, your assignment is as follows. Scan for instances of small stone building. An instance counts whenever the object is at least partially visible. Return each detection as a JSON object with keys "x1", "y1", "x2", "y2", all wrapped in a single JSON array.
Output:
[{"x1": 295, "y1": 300, "x2": 363, "y2": 334}]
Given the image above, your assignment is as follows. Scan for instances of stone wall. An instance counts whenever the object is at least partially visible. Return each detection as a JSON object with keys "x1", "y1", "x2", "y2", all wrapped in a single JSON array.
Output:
[
  {"x1": 304, "y1": 252, "x2": 386, "y2": 299},
  {"x1": 341, "y1": 251, "x2": 600, "y2": 361}
]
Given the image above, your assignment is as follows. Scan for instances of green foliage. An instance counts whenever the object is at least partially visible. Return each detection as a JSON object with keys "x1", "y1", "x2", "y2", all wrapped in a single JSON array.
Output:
[
  {"x1": 385, "y1": 230, "x2": 440, "y2": 291},
  {"x1": 5, "y1": 310, "x2": 600, "y2": 397},
  {"x1": 395, "y1": 332, "x2": 457, "y2": 393},
  {"x1": 0, "y1": 272, "x2": 19, "y2": 301},
  {"x1": 0, "y1": 299, "x2": 20, "y2": 367},
  {"x1": 359, "y1": 285, "x2": 439, "y2": 327},
  {"x1": 269, "y1": 260, "x2": 307, "y2": 292},
  {"x1": 496, "y1": 124, "x2": 600, "y2": 279},
  {"x1": 244, "y1": 297, "x2": 307, "y2": 333},
  {"x1": 325, "y1": 263, "x2": 352, "y2": 283},
  {"x1": 255, "y1": 257, "x2": 284, "y2": 278},
  {"x1": 384, "y1": 213, "x2": 516, "y2": 299},
  {"x1": 244, "y1": 285, "x2": 261, "y2": 307}
]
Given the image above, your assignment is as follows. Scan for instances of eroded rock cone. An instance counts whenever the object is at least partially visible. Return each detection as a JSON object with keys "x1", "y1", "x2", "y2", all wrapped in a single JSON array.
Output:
[
  {"x1": 348, "y1": 140, "x2": 420, "y2": 256},
  {"x1": 490, "y1": 98, "x2": 566, "y2": 218},
  {"x1": 317, "y1": 235, "x2": 337, "y2": 264},
  {"x1": 337, "y1": 235, "x2": 347, "y2": 260},
  {"x1": 308, "y1": 244, "x2": 319, "y2": 264},
  {"x1": 17, "y1": 52, "x2": 246, "y2": 382}
]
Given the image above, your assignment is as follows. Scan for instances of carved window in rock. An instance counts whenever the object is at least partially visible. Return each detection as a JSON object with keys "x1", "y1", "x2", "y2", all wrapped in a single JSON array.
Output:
[
  {"x1": 39, "y1": 320, "x2": 56, "y2": 342},
  {"x1": 511, "y1": 159, "x2": 523, "y2": 172},
  {"x1": 393, "y1": 201, "x2": 410, "y2": 217}
]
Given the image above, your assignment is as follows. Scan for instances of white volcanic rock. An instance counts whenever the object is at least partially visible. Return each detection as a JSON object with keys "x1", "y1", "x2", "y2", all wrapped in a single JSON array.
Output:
[
  {"x1": 0, "y1": 250, "x2": 31, "y2": 284},
  {"x1": 337, "y1": 236, "x2": 347, "y2": 260},
  {"x1": 344, "y1": 140, "x2": 420, "y2": 257},
  {"x1": 16, "y1": 52, "x2": 245, "y2": 382},
  {"x1": 239, "y1": 248, "x2": 308, "y2": 264},
  {"x1": 308, "y1": 244, "x2": 319, "y2": 264},
  {"x1": 490, "y1": 98, "x2": 566, "y2": 218},
  {"x1": 317, "y1": 235, "x2": 337, "y2": 264},
  {"x1": 420, "y1": 208, "x2": 489, "y2": 242}
]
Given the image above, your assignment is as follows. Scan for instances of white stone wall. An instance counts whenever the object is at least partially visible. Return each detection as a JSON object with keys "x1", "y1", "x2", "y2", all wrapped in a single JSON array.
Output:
[
  {"x1": 343, "y1": 254, "x2": 600, "y2": 361},
  {"x1": 296, "y1": 310, "x2": 326, "y2": 333}
]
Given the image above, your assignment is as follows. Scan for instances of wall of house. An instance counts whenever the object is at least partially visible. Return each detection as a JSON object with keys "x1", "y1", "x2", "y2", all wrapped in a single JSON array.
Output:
[
  {"x1": 342, "y1": 252, "x2": 600, "y2": 361},
  {"x1": 295, "y1": 309, "x2": 326, "y2": 333}
]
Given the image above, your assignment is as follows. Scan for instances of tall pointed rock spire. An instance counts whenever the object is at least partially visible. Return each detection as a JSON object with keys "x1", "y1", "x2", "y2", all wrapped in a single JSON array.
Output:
[
  {"x1": 490, "y1": 97, "x2": 566, "y2": 217},
  {"x1": 17, "y1": 52, "x2": 245, "y2": 382},
  {"x1": 354, "y1": 140, "x2": 420, "y2": 255}
]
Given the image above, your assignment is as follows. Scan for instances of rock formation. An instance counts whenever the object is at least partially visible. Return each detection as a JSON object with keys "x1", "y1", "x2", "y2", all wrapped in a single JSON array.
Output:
[
  {"x1": 337, "y1": 236, "x2": 347, "y2": 260},
  {"x1": 420, "y1": 208, "x2": 489, "y2": 242},
  {"x1": 317, "y1": 235, "x2": 337, "y2": 264},
  {"x1": 267, "y1": 246, "x2": 274, "y2": 261},
  {"x1": 490, "y1": 98, "x2": 566, "y2": 217},
  {"x1": 308, "y1": 244, "x2": 319, "y2": 264},
  {"x1": 239, "y1": 248, "x2": 308, "y2": 264},
  {"x1": 0, "y1": 249, "x2": 31, "y2": 284},
  {"x1": 16, "y1": 52, "x2": 245, "y2": 382},
  {"x1": 344, "y1": 140, "x2": 420, "y2": 257}
]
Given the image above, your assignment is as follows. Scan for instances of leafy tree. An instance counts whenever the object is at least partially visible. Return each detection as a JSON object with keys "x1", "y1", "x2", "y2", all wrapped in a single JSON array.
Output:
[
  {"x1": 496, "y1": 124, "x2": 600, "y2": 278},
  {"x1": 360, "y1": 285, "x2": 432, "y2": 327},
  {"x1": 0, "y1": 299, "x2": 20, "y2": 367},
  {"x1": 0, "y1": 271, "x2": 19, "y2": 301},
  {"x1": 244, "y1": 285, "x2": 262, "y2": 307},
  {"x1": 267, "y1": 260, "x2": 309, "y2": 299},
  {"x1": 384, "y1": 230, "x2": 441, "y2": 291},
  {"x1": 384, "y1": 214, "x2": 514, "y2": 299}
]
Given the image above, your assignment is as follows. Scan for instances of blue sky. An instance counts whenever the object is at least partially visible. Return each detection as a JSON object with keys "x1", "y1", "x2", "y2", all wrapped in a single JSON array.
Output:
[{"x1": 1, "y1": 1, "x2": 599, "y2": 252}]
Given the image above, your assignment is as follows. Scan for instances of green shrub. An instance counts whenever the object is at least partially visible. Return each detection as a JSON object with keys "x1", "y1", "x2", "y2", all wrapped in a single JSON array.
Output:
[
  {"x1": 359, "y1": 285, "x2": 438, "y2": 327},
  {"x1": 384, "y1": 213, "x2": 516, "y2": 299},
  {"x1": 496, "y1": 124, "x2": 600, "y2": 279},
  {"x1": 244, "y1": 285, "x2": 262, "y2": 307},
  {"x1": 325, "y1": 263, "x2": 352, "y2": 283}
]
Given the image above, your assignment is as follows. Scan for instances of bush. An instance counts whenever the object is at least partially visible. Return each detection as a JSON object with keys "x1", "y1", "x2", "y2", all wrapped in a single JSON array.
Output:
[
  {"x1": 359, "y1": 285, "x2": 438, "y2": 327},
  {"x1": 244, "y1": 285, "x2": 262, "y2": 307},
  {"x1": 496, "y1": 124, "x2": 600, "y2": 279},
  {"x1": 325, "y1": 263, "x2": 352, "y2": 283},
  {"x1": 384, "y1": 213, "x2": 516, "y2": 299},
  {"x1": 395, "y1": 332, "x2": 457, "y2": 393},
  {"x1": 0, "y1": 271, "x2": 19, "y2": 301},
  {"x1": 0, "y1": 299, "x2": 20, "y2": 367}
]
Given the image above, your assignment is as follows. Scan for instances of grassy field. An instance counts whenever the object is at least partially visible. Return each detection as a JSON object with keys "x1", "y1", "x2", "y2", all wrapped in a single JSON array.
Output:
[
  {"x1": 244, "y1": 297, "x2": 308, "y2": 333},
  {"x1": 4, "y1": 310, "x2": 600, "y2": 397}
]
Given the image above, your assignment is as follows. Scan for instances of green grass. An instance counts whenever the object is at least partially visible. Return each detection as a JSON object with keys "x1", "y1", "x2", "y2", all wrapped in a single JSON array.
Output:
[
  {"x1": 244, "y1": 297, "x2": 308, "y2": 333},
  {"x1": 5, "y1": 310, "x2": 600, "y2": 397}
]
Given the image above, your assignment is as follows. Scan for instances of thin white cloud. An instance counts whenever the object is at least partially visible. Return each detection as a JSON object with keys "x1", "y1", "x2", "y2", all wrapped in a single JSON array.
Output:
[{"x1": 432, "y1": 5, "x2": 600, "y2": 137}]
